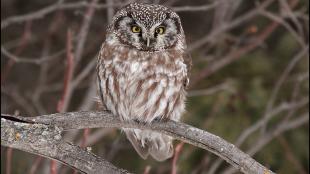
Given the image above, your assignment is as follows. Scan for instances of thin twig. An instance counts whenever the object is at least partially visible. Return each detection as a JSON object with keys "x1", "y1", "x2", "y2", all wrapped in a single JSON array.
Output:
[
  {"x1": 50, "y1": 160, "x2": 57, "y2": 174},
  {"x1": 5, "y1": 148, "x2": 12, "y2": 174},
  {"x1": 1, "y1": 21, "x2": 32, "y2": 84},
  {"x1": 1, "y1": 2, "x2": 125, "y2": 30},
  {"x1": 188, "y1": 82, "x2": 234, "y2": 97},
  {"x1": 143, "y1": 166, "x2": 151, "y2": 174},
  {"x1": 261, "y1": 45, "x2": 309, "y2": 134},
  {"x1": 1, "y1": 46, "x2": 65, "y2": 65},
  {"x1": 222, "y1": 113, "x2": 309, "y2": 174},
  {"x1": 57, "y1": 29, "x2": 75, "y2": 112},
  {"x1": 29, "y1": 157, "x2": 43, "y2": 174},
  {"x1": 277, "y1": 136, "x2": 307, "y2": 174},
  {"x1": 188, "y1": 0, "x2": 275, "y2": 52},
  {"x1": 171, "y1": 142, "x2": 184, "y2": 174},
  {"x1": 60, "y1": 0, "x2": 99, "y2": 113},
  {"x1": 190, "y1": 17, "x2": 281, "y2": 87},
  {"x1": 172, "y1": 2, "x2": 218, "y2": 12}
]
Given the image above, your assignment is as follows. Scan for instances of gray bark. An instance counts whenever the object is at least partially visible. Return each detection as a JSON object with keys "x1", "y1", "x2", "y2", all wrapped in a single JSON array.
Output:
[{"x1": 1, "y1": 111, "x2": 275, "y2": 174}]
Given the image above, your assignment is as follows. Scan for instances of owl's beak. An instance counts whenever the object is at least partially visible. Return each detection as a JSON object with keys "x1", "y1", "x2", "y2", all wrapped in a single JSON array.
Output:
[
  {"x1": 143, "y1": 33, "x2": 153, "y2": 48},
  {"x1": 146, "y1": 37, "x2": 151, "y2": 47}
]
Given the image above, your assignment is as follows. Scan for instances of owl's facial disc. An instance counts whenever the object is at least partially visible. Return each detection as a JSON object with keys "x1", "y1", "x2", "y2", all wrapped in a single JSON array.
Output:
[{"x1": 113, "y1": 7, "x2": 182, "y2": 52}]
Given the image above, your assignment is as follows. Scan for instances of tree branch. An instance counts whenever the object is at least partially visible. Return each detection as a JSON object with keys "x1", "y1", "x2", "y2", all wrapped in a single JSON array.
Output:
[
  {"x1": 1, "y1": 111, "x2": 275, "y2": 174},
  {"x1": 1, "y1": 115, "x2": 131, "y2": 174}
]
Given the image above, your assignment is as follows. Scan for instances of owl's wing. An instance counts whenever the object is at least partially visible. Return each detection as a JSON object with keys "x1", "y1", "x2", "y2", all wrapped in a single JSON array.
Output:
[
  {"x1": 183, "y1": 52, "x2": 192, "y2": 89},
  {"x1": 96, "y1": 45, "x2": 108, "y2": 110},
  {"x1": 96, "y1": 70, "x2": 107, "y2": 110}
]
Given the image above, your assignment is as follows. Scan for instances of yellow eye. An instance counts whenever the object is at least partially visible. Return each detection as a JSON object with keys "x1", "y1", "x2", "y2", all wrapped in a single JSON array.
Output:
[
  {"x1": 155, "y1": 26, "x2": 165, "y2": 34},
  {"x1": 131, "y1": 26, "x2": 141, "y2": 33}
]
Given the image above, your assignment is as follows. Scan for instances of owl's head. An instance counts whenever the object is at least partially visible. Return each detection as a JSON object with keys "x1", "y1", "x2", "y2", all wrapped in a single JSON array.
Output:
[{"x1": 107, "y1": 3, "x2": 185, "y2": 52}]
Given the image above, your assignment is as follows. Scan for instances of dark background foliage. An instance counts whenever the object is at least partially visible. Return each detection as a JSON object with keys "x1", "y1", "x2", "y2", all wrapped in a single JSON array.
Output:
[{"x1": 1, "y1": 0, "x2": 309, "y2": 174}]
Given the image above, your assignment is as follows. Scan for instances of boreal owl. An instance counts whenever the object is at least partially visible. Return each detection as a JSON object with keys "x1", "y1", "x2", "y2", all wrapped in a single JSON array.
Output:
[{"x1": 97, "y1": 3, "x2": 191, "y2": 161}]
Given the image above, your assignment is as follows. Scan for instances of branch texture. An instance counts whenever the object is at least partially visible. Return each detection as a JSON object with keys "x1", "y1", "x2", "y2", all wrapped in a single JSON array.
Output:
[
  {"x1": 1, "y1": 111, "x2": 275, "y2": 174},
  {"x1": 1, "y1": 116, "x2": 130, "y2": 174}
]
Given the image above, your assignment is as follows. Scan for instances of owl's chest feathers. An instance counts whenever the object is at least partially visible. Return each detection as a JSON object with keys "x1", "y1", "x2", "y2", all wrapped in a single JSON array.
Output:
[
  {"x1": 102, "y1": 45, "x2": 187, "y2": 81},
  {"x1": 99, "y1": 44, "x2": 187, "y2": 121}
]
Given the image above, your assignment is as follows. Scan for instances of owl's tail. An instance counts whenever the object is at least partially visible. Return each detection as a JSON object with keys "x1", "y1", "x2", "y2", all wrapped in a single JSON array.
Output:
[{"x1": 125, "y1": 129, "x2": 174, "y2": 161}]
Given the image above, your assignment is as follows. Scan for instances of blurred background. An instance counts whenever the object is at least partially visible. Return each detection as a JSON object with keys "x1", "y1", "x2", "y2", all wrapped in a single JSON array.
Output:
[{"x1": 1, "y1": 0, "x2": 309, "y2": 173}]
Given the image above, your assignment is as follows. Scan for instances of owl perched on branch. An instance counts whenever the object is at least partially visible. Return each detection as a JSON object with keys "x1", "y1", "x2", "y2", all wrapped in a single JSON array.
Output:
[{"x1": 97, "y1": 3, "x2": 191, "y2": 161}]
